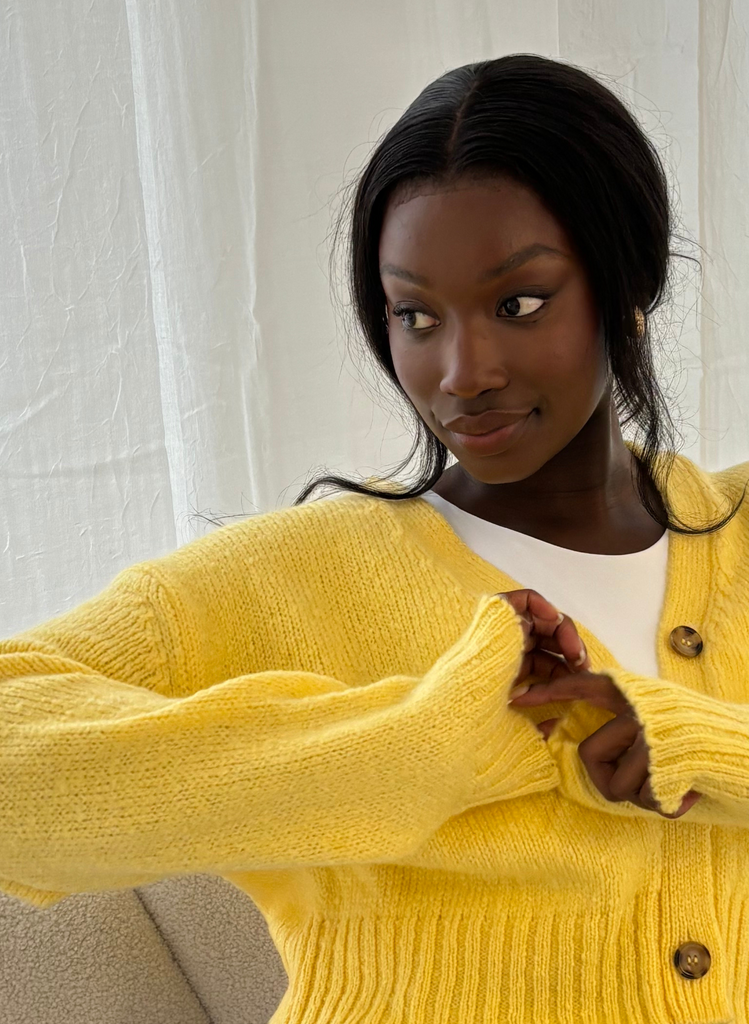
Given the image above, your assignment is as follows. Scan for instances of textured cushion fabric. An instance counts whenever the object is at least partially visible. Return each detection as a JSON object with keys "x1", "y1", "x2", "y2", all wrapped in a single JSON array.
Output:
[
  {"x1": 137, "y1": 875, "x2": 288, "y2": 1024},
  {"x1": 0, "y1": 876, "x2": 288, "y2": 1024}
]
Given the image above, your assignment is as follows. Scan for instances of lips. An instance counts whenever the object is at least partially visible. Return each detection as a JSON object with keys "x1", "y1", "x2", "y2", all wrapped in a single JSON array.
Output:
[
  {"x1": 442, "y1": 409, "x2": 534, "y2": 435},
  {"x1": 450, "y1": 410, "x2": 533, "y2": 455}
]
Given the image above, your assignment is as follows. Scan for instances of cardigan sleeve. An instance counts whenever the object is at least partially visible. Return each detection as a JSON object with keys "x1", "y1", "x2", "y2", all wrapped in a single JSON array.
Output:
[
  {"x1": 0, "y1": 568, "x2": 558, "y2": 909},
  {"x1": 547, "y1": 666, "x2": 749, "y2": 826}
]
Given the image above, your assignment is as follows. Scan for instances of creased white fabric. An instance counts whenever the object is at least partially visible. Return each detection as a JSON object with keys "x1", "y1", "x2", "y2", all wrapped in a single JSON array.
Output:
[{"x1": 1, "y1": 0, "x2": 746, "y2": 637}]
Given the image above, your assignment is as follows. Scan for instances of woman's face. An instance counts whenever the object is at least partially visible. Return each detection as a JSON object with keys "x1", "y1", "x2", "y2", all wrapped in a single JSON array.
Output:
[{"x1": 379, "y1": 176, "x2": 610, "y2": 484}]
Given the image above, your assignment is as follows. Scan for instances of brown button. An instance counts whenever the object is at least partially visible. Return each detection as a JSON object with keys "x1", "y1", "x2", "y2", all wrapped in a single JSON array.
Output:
[
  {"x1": 673, "y1": 942, "x2": 711, "y2": 979},
  {"x1": 669, "y1": 626, "x2": 703, "y2": 658}
]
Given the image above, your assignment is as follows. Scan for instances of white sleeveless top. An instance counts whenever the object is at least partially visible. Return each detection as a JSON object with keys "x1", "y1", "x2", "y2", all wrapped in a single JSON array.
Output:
[{"x1": 421, "y1": 490, "x2": 669, "y2": 678}]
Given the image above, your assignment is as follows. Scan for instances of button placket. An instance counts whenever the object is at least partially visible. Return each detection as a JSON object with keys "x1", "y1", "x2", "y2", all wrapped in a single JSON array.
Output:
[{"x1": 663, "y1": 624, "x2": 712, "y2": 993}]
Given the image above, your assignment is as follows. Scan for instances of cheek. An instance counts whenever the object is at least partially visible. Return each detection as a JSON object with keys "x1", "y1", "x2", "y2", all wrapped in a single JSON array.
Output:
[
  {"x1": 535, "y1": 331, "x2": 606, "y2": 390},
  {"x1": 390, "y1": 343, "x2": 435, "y2": 400}
]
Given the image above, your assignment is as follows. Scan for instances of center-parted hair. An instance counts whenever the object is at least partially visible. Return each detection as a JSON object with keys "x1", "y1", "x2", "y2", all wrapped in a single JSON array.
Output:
[{"x1": 292, "y1": 54, "x2": 745, "y2": 533}]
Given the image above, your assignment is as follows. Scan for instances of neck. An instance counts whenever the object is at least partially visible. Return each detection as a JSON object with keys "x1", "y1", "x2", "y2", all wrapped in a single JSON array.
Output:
[{"x1": 433, "y1": 402, "x2": 666, "y2": 554}]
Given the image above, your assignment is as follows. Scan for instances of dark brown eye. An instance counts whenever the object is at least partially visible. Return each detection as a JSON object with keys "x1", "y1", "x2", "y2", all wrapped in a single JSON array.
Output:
[
  {"x1": 391, "y1": 305, "x2": 439, "y2": 332},
  {"x1": 497, "y1": 295, "x2": 548, "y2": 318}
]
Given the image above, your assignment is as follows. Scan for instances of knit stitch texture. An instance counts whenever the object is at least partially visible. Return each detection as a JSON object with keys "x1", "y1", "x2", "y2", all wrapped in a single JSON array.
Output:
[{"x1": 2, "y1": 444, "x2": 749, "y2": 1023}]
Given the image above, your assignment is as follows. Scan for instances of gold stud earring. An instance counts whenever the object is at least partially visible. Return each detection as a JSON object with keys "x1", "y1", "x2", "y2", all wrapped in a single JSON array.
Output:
[{"x1": 634, "y1": 307, "x2": 645, "y2": 336}]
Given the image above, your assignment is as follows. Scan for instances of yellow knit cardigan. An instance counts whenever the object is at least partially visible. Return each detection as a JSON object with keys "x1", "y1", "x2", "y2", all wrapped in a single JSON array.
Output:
[{"x1": 2, "y1": 445, "x2": 749, "y2": 1024}]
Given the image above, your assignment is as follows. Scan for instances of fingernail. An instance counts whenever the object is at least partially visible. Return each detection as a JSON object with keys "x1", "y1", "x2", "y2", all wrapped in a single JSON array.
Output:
[
  {"x1": 574, "y1": 646, "x2": 587, "y2": 667},
  {"x1": 555, "y1": 612, "x2": 564, "y2": 625},
  {"x1": 507, "y1": 684, "x2": 530, "y2": 702}
]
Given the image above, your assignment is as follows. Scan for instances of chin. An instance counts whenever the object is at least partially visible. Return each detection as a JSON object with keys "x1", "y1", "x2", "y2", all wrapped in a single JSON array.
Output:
[
  {"x1": 450, "y1": 444, "x2": 549, "y2": 485},
  {"x1": 462, "y1": 462, "x2": 540, "y2": 485}
]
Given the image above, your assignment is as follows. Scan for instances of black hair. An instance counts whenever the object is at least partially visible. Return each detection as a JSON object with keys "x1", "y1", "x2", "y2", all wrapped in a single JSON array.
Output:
[
  {"x1": 287, "y1": 53, "x2": 746, "y2": 534},
  {"x1": 190, "y1": 54, "x2": 745, "y2": 536}
]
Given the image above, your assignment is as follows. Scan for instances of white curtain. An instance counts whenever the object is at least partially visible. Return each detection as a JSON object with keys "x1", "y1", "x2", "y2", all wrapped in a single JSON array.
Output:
[{"x1": 2, "y1": 0, "x2": 747, "y2": 636}]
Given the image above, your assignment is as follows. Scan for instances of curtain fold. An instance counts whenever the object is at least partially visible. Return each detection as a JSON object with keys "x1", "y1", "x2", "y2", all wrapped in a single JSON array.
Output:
[{"x1": 2, "y1": 0, "x2": 747, "y2": 636}]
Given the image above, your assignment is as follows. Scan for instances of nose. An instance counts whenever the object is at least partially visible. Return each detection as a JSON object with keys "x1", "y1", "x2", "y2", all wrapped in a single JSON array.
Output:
[{"x1": 439, "y1": 319, "x2": 511, "y2": 396}]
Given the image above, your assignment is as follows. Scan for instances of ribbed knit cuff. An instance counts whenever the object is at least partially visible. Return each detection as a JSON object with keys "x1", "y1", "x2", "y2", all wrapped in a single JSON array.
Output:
[
  {"x1": 440, "y1": 594, "x2": 561, "y2": 808},
  {"x1": 600, "y1": 667, "x2": 749, "y2": 818}
]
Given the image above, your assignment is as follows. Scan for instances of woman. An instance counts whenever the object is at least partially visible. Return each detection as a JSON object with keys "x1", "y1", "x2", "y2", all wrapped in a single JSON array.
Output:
[{"x1": 2, "y1": 54, "x2": 749, "y2": 1024}]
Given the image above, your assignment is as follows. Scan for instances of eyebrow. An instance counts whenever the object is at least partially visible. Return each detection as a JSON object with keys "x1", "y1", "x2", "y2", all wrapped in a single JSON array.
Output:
[{"x1": 380, "y1": 243, "x2": 568, "y2": 286}]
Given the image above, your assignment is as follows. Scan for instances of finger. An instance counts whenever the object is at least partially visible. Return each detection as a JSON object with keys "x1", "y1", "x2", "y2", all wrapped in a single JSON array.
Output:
[
  {"x1": 530, "y1": 633, "x2": 565, "y2": 656},
  {"x1": 532, "y1": 610, "x2": 590, "y2": 670},
  {"x1": 499, "y1": 591, "x2": 588, "y2": 669},
  {"x1": 509, "y1": 672, "x2": 632, "y2": 715},
  {"x1": 512, "y1": 649, "x2": 573, "y2": 689},
  {"x1": 554, "y1": 614, "x2": 591, "y2": 670},
  {"x1": 637, "y1": 775, "x2": 659, "y2": 811},
  {"x1": 532, "y1": 633, "x2": 591, "y2": 671},
  {"x1": 639, "y1": 778, "x2": 703, "y2": 819},
  {"x1": 498, "y1": 590, "x2": 559, "y2": 636},
  {"x1": 604, "y1": 729, "x2": 651, "y2": 805},
  {"x1": 521, "y1": 589, "x2": 565, "y2": 626},
  {"x1": 498, "y1": 590, "x2": 591, "y2": 671},
  {"x1": 536, "y1": 718, "x2": 561, "y2": 740},
  {"x1": 667, "y1": 790, "x2": 702, "y2": 818},
  {"x1": 577, "y1": 714, "x2": 641, "y2": 801},
  {"x1": 525, "y1": 648, "x2": 574, "y2": 679}
]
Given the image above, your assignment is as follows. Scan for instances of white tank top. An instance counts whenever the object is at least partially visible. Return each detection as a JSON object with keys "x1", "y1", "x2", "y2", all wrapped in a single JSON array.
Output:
[{"x1": 421, "y1": 490, "x2": 669, "y2": 678}]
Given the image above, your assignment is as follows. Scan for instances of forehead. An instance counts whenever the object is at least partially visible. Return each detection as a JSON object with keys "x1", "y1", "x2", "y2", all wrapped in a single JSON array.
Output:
[{"x1": 379, "y1": 178, "x2": 570, "y2": 269}]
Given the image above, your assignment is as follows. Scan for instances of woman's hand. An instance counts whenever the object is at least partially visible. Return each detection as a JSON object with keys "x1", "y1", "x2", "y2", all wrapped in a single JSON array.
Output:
[
  {"x1": 496, "y1": 588, "x2": 592, "y2": 686},
  {"x1": 509, "y1": 671, "x2": 702, "y2": 819}
]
